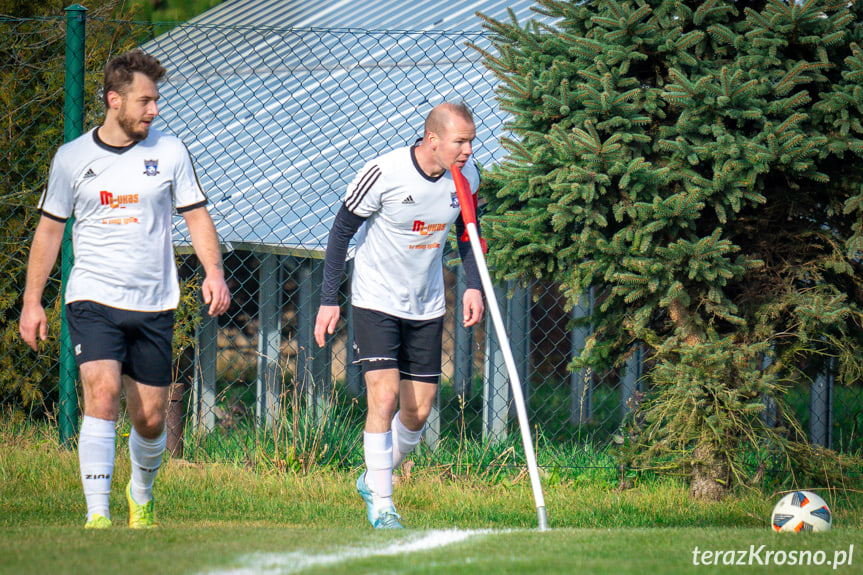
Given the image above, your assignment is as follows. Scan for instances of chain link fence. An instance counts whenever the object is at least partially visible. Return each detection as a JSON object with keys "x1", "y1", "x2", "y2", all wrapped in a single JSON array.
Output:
[{"x1": 2, "y1": 12, "x2": 861, "y2": 467}]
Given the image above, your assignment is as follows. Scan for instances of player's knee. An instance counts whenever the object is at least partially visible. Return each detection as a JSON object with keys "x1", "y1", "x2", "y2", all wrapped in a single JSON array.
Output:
[
  {"x1": 133, "y1": 412, "x2": 166, "y2": 438},
  {"x1": 399, "y1": 405, "x2": 429, "y2": 429},
  {"x1": 370, "y1": 394, "x2": 398, "y2": 420},
  {"x1": 83, "y1": 389, "x2": 121, "y2": 419},
  {"x1": 136, "y1": 421, "x2": 165, "y2": 440}
]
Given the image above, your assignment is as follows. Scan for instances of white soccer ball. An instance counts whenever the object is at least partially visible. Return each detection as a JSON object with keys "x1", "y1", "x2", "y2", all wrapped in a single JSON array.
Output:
[{"x1": 771, "y1": 491, "x2": 831, "y2": 532}]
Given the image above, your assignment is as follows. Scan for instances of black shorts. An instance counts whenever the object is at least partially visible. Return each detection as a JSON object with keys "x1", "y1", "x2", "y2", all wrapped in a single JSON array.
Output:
[
  {"x1": 352, "y1": 306, "x2": 443, "y2": 384},
  {"x1": 65, "y1": 300, "x2": 175, "y2": 386}
]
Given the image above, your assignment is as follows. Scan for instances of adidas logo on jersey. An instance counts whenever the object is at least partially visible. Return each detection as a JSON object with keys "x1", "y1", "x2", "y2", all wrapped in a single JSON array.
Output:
[
  {"x1": 83, "y1": 168, "x2": 97, "y2": 179},
  {"x1": 402, "y1": 195, "x2": 415, "y2": 205}
]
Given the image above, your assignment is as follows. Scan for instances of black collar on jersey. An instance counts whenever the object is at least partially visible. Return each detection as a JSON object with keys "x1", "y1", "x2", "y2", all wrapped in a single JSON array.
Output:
[
  {"x1": 410, "y1": 140, "x2": 443, "y2": 183},
  {"x1": 93, "y1": 127, "x2": 140, "y2": 154}
]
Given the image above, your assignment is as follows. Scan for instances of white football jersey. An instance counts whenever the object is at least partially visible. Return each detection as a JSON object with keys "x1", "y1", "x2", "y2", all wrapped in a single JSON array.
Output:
[
  {"x1": 38, "y1": 127, "x2": 207, "y2": 312},
  {"x1": 346, "y1": 145, "x2": 480, "y2": 319}
]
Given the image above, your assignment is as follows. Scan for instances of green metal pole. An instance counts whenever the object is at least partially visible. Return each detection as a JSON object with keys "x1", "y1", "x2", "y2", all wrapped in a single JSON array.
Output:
[{"x1": 59, "y1": 3, "x2": 87, "y2": 448}]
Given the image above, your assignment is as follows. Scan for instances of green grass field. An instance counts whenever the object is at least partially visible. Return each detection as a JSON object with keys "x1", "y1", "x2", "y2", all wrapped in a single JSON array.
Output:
[{"x1": 2, "y1": 423, "x2": 861, "y2": 575}]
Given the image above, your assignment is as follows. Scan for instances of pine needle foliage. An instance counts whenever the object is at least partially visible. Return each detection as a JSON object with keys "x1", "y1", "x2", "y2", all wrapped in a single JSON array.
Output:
[{"x1": 475, "y1": 0, "x2": 863, "y2": 496}]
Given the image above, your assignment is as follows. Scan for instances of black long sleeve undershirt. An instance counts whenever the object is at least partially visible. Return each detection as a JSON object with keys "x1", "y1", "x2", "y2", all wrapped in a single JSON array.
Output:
[
  {"x1": 320, "y1": 204, "x2": 366, "y2": 306},
  {"x1": 455, "y1": 214, "x2": 482, "y2": 292}
]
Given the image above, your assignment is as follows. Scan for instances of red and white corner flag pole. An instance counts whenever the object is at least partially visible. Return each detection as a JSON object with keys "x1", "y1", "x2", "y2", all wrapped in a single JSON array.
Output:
[{"x1": 452, "y1": 164, "x2": 549, "y2": 531}]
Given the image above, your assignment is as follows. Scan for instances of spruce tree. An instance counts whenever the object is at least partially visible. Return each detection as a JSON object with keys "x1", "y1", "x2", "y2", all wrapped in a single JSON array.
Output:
[{"x1": 475, "y1": 0, "x2": 863, "y2": 497}]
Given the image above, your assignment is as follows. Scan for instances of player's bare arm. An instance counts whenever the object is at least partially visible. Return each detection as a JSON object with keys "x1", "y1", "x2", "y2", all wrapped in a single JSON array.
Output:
[
  {"x1": 19, "y1": 216, "x2": 66, "y2": 351},
  {"x1": 183, "y1": 206, "x2": 230, "y2": 316}
]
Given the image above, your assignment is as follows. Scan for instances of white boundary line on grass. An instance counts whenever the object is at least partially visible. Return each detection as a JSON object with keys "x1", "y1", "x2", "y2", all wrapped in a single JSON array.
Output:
[{"x1": 200, "y1": 528, "x2": 495, "y2": 575}]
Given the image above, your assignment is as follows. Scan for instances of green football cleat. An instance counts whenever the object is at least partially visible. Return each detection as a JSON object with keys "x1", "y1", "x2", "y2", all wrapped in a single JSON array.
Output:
[
  {"x1": 84, "y1": 514, "x2": 112, "y2": 529},
  {"x1": 126, "y1": 482, "x2": 156, "y2": 529}
]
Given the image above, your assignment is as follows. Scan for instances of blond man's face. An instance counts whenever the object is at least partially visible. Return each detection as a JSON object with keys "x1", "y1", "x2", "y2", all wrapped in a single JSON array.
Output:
[{"x1": 430, "y1": 115, "x2": 475, "y2": 171}]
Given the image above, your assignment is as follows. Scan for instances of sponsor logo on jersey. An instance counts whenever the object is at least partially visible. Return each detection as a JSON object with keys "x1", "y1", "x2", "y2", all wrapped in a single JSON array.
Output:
[
  {"x1": 450, "y1": 190, "x2": 459, "y2": 208},
  {"x1": 412, "y1": 220, "x2": 447, "y2": 235},
  {"x1": 143, "y1": 159, "x2": 160, "y2": 176},
  {"x1": 100, "y1": 191, "x2": 139, "y2": 209},
  {"x1": 101, "y1": 217, "x2": 140, "y2": 225},
  {"x1": 74, "y1": 344, "x2": 82, "y2": 356},
  {"x1": 99, "y1": 190, "x2": 140, "y2": 224},
  {"x1": 402, "y1": 195, "x2": 415, "y2": 205},
  {"x1": 83, "y1": 168, "x2": 97, "y2": 179}
]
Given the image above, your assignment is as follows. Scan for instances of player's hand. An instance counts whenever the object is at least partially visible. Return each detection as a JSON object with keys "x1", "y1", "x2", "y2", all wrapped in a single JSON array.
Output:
[
  {"x1": 202, "y1": 274, "x2": 231, "y2": 316},
  {"x1": 463, "y1": 288, "x2": 484, "y2": 327},
  {"x1": 19, "y1": 302, "x2": 48, "y2": 351},
  {"x1": 315, "y1": 305, "x2": 340, "y2": 347}
]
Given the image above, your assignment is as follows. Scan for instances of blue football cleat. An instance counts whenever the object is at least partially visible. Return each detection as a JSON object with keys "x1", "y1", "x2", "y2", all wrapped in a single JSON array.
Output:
[
  {"x1": 372, "y1": 506, "x2": 404, "y2": 529},
  {"x1": 356, "y1": 471, "x2": 375, "y2": 525}
]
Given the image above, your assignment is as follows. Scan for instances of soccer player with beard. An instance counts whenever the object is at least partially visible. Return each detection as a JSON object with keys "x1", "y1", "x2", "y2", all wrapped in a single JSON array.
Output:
[
  {"x1": 19, "y1": 50, "x2": 230, "y2": 529},
  {"x1": 315, "y1": 102, "x2": 484, "y2": 528}
]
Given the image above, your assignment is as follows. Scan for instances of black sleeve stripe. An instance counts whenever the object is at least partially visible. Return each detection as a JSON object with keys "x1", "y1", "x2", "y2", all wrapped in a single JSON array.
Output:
[
  {"x1": 37, "y1": 190, "x2": 48, "y2": 212},
  {"x1": 37, "y1": 209, "x2": 68, "y2": 223},
  {"x1": 346, "y1": 168, "x2": 381, "y2": 212},
  {"x1": 345, "y1": 165, "x2": 381, "y2": 212},
  {"x1": 182, "y1": 142, "x2": 208, "y2": 201},
  {"x1": 345, "y1": 164, "x2": 381, "y2": 212},
  {"x1": 176, "y1": 199, "x2": 208, "y2": 214}
]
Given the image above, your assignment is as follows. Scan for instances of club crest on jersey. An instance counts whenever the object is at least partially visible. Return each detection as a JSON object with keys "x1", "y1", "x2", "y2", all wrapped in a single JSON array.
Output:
[
  {"x1": 143, "y1": 159, "x2": 159, "y2": 177},
  {"x1": 450, "y1": 190, "x2": 459, "y2": 209}
]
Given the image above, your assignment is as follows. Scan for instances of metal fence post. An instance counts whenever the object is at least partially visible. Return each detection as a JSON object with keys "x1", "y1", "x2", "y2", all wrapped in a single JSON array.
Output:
[
  {"x1": 621, "y1": 344, "x2": 643, "y2": 419},
  {"x1": 296, "y1": 257, "x2": 331, "y2": 420},
  {"x1": 810, "y1": 361, "x2": 833, "y2": 449},
  {"x1": 194, "y1": 279, "x2": 218, "y2": 431},
  {"x1": 483, "y1": 283, "x2": 509, "y2": 441},
  {"x1": 59, "y1": 3, "x2": 87, "y2": 448},
  {"x1": 453, "y1": 263, "x2": 473, "y2": 398},
  {"x1": 422, "y1": 386, "x2": 441, "y2": 449},
  {"x1": 256, "y1": 251, "x2": 282, "y2": 428},
  {"x1": 507, "y1": 281, "x2": 531, "y2": 417}
]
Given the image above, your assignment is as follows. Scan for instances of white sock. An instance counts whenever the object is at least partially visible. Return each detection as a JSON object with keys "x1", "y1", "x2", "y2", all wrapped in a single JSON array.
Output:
[
  {"x1": 128, "y1": 426, "x2": 166, "y2": 505},
  {"x1": 79, "y1": 416, "x2": 116, "y2": 521},
  {"x1": 363, "y1": 431, "x2": 393, "y2": 513},
  {"x1": 391, "y1": 411, "x2": 424, "y2": 470}
]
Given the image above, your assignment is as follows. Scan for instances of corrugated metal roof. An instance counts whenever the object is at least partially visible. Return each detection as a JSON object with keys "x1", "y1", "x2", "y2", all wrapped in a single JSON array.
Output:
[
  {"x1": 145, "y1": 1, "x2": 550, "y2": 252},
  {"x1": 185, "y1": 0, "x2": 538, "y2": 32}
]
